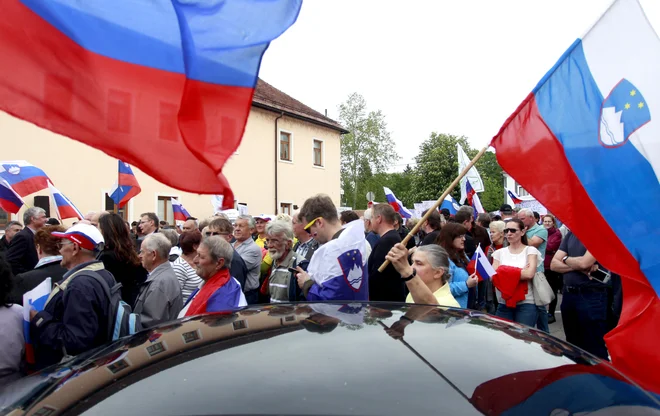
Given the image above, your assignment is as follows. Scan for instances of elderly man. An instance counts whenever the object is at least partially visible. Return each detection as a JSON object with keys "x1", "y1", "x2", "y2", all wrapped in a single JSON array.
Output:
[
  {"x1": 30, "y1": 223, "x2": 116, "y2": 369},
  {"x1": 207, "y1": 218, "x2": 248, "y2": 290},
  {"x1": 134, "y1": 233, "x2": 183, "y2": 328},
  {"x1": 263, "y1": 220, "x2": 308, "y2": 303},
  {"x1": 178, "y1": 237, "x2": 247, "y2": 317},
  {"x1": 7, "y1": 207, "x2": 47, "y2": 274},
  {"x1": 0, "y1": 221, "x2": 22, "y2": 255},
  {"x1": 232, "y1": 215, "x2": 262, "y2": 304},
  {"x1": 368, "y1": 204, "x2": 405, "y2": 302},
  {"x1": 181, "y1": 217, "x2": 198, "y2": 233},
  {"x1": 253, "y1": 215, "x2": 271, "y2": 248},
  {"x1": 292, "y1": 211, "x2": 319, "y2": 261}
]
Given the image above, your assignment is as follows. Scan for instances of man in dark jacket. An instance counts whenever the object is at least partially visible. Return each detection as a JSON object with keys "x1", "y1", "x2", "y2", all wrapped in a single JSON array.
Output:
[
  {"x1": 30, "y1": 223, "x2": 115, "y2": 370},
  {"x1": 0, "y1": 221, "x2": 22, "y2": 257},
  {"x1": 10, "y1": 225, "x2": 67, "y2": 304},
  {"x1": 7, "y1": 207, "x2": 47, "y2": 274},
  {"x1": 368, "y1": 204, "x2": 405, "y2": 302}
]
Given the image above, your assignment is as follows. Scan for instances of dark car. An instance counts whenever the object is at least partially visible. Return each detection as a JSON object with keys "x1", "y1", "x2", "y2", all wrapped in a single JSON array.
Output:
[{"x1": 1, "y1": 303, "x2": 659, "y2": 415}]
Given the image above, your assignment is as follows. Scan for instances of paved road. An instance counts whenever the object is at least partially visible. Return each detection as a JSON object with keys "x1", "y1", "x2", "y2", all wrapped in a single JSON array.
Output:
[{"x1": 548, "y1": 294, "x2": 565, "y2": 341}]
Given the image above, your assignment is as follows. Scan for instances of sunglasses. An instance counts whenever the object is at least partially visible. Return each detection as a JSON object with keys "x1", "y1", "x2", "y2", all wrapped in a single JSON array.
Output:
[
  {"x1": 304, "y1": 217, "x2": 322, "y2": 234},
  {"x1": 504, "y1": 228, "x2": 520, "y2": 234}
]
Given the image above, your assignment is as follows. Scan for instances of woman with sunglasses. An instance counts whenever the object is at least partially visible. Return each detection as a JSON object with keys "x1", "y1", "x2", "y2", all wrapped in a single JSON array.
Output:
[
  {"x1": 491, "y1": 218, "x2": 542, "y2": 326},
  {"x1": 434, "y1": 223, "x2": 478, "y2": 309}
]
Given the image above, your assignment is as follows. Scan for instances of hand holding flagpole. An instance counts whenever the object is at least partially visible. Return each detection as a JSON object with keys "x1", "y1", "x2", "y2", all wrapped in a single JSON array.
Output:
[{"x1": 377, "y1": 146, "x2": 489, "y2": 272}]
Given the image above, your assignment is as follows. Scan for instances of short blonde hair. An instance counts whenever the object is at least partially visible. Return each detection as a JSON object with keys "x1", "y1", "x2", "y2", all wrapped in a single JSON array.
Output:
[{"x1": 489, "y1": 220, "x2": 505, "y2": 233}]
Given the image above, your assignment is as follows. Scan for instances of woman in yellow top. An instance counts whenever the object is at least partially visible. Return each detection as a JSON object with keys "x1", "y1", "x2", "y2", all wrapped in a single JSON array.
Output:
[{"x1": 386, "y1": 243, "x2": 460, "y2": 307}]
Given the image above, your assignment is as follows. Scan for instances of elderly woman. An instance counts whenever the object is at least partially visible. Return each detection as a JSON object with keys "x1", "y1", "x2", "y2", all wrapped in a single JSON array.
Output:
[
  {"x1": 386, "y1": 243, "x2": 459, "y2": 307},
  {"x1": 482, "y1": 220, "x2": 506, "y2": 314},
  {"x1": 178, "y1": 237, "x2": 247, "y2": 318}
]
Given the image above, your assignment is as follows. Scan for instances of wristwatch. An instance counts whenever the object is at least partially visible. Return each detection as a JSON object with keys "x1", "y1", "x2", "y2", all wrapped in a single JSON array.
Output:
[
  {"x1": 562, "y1": 255, "x2": 569, "y2": 264},
  {"x1": 402, "y1": 269, "x2": 417, "y2": 282}
]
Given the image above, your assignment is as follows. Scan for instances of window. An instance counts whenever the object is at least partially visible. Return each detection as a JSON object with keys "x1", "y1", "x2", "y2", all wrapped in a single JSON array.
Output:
[
  {"x1": 280, "y1": 203, "x2": 292, "y2": 215},
  {"x1": 517, "y1": 185, "x2": 530, "y2": 197},
  {"x1": 313, "y1": 139, "x2": 324, "y2": 167},
  {"x1": 159, "y1": 102, "x2": 178, "y2": 142},
  {"x1": 107, "y1": 89, "x2": 132, "y2": 133},
  {"x1": 104, "y1": 193, "x2": 129, "y2": 221},
  {"x1": 279, "y1": 131, "x2": 291, "y2": 161},
  {"x1": 182, "y1": 330, "x2": 201, "y2": 344},
  {"x1": 232, "y1": 320, "x2": 248, "y2": 330},
  {"x1": 146, "y1": 342, "x2": 167, "y2": 357},
  {"x1": 106, "y1": 359, "x2": 130, "y2": 374},
  {"x1": 157, "y1": 196, "x2": 175, "y2": 225}
]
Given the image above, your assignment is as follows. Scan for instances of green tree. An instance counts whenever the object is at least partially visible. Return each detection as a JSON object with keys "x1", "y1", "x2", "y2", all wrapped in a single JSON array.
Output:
[
  {"x1": 339, "y1": 93, "x2": 398, "y2": 208},
  {"x1": 474, "y1": 151, "x2": 504, "y2": 212}
]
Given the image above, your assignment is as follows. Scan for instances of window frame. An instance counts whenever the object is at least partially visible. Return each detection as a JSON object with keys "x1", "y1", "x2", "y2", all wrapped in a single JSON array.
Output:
[
  {"x1": 155, "y1": 194, "x2": 179, "y2": 225},
  {"x1": 279, "y1": 202, "x2": 293, "y2": 216},
  {"x1": 102, "y1": 190, "x2": 131, "y2": 221},
  {"x1": 278, "y1": 129, "x2": 294, "y2": 163},
  {"x1": 312, "y1": 138, "x2": 325, "y2": 168}
]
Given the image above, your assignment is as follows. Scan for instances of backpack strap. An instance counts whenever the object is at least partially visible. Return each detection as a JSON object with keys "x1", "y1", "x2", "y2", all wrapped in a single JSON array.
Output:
[{"x1": 45, "y1": 262, "x2": 106, "y2": 306}]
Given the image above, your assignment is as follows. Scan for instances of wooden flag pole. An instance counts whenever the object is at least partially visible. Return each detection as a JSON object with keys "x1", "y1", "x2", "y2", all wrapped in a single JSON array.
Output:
[{"x1": 377, "y1": 146, "x2": 489, "y2": 273}]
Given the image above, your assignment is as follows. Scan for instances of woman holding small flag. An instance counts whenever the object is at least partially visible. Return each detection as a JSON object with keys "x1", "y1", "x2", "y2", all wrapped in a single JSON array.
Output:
[
  {"x1": 434, "y1": 223, "x2": 478, "y2": 309},
  {"x1": 491, "y1": 219, "x2": 542, "y2": 326}
]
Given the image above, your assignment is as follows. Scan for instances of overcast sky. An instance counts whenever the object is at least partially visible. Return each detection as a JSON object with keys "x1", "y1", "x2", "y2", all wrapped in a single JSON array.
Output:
[{"x1": 259, "y1": 0, "x2": 660, "y2": 170}]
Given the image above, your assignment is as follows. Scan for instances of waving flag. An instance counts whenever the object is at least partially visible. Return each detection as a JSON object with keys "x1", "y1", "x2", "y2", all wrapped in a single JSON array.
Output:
[
  {"x1": 465, "y1": 179, "x2": 485, "y2": 218},
  {"x1": 468, "y1": 245, "x2": 496, "y2": 281},
  {"x1": 171, "y1": 198, "x2": 191, "y2": 222},
  {"x1": 491, "y1": 0, "x2": 660, "y2": 393},
  {"x1": 439, "y1": 195, "x2": 461, "y2": 215},
  {"x1": 0, "y1": 180, "x2": 24, "y2": 214},
  {"x1": 23, "y1": 278, "x2": 51, "y2": 365},
  {"x1": 1, "y1": 1, "x2": 302, "y2": 210},
  {"x1": 383, "y1": 187, "x2": 413, "y2": 219},
  {"x1": 458, "y1": 144, "x2": 484, "y2": 204},
  {"x1": 507, "y1": 188, "x2": 525, "y2": 205},
  {"x1": 110, "y1": 161, "x2": 141, "y2": 209},
  {"x1": 0, "y1": 161, "x2": 50, "y2": 197},
  {"x1": 48, "y1": 182, "x2": 83, "y2": 220},
  {"x1": 305, "y1": 220, "x2": 369, "y2": 301}
]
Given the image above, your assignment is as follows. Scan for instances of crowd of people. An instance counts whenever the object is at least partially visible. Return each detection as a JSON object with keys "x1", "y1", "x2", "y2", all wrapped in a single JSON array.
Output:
[{"x1": 0, "y1": 196, "x2": 620, "y2": 384}]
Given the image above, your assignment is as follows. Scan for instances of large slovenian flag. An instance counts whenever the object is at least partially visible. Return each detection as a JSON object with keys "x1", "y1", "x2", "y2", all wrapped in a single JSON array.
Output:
[
  {"x1": 110, "y1": 161, "x2": 141, "y2": 209},
  {"x1": 0, "y1": 179, "x2": 25, "y2": 214},
  {"x1": 465, "y1": 179, "x2": 485, "y2": 218},
  {"x1": 383, "y1": 187, "x2": 413, "y2": 219},
  {"x1": 23, "y1": 278, "x2": 51, "y2": 365},
  {"x1": 171, "y1": 198, "x2": 191, "y2": 222},
  {"x1": 0, "y1": 161, "x2": 50, "y2": 197},
  {"x1": 0, "y1": 1, "x2": 302, "y2": 210},
  {"x1": 491, "y1": 0, "x2": 660, "y2": 393},
  {"x1": 48, "y1": 182, "x2": 83, "y2": 220},
  {"x1": 467, "y1": 245, "x2": 496, "y2": 282}
]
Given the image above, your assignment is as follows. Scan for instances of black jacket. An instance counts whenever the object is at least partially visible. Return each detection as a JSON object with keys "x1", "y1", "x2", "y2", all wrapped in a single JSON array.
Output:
[
  {"x1": 6, "y1": 228, "x2": 38, "y2": 275},
  {"x1": 31, "y1": 261, "x2": 116, "y2": 370},
  {"x1": 9, "y1": 258, "x2": 67, "y2": 305},
  {"x1": 0, "y1": 235, "x2": 9, "y2": 255},
  {"x1": 98, "y1": 250, "x2": 148, "y2": 308},
  {"x1": 368, "y1": 229, "x2": 405, "y2": 302}
]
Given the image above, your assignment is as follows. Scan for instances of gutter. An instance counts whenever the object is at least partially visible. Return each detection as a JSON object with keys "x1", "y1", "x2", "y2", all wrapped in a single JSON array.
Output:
[{"x1": 275, "y1": 112, "x2": 284, "y2": 214}]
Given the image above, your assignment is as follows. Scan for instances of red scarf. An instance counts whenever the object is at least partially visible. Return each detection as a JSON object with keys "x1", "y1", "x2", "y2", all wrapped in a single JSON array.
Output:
[{"x1": 185, "y1": 268, "x2": 231, "y2": 317}]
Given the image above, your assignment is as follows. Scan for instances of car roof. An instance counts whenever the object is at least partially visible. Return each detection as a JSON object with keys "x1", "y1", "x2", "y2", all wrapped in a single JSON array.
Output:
[{"x1": 2, "y1": 302, "x2": 659, "y2": 415}]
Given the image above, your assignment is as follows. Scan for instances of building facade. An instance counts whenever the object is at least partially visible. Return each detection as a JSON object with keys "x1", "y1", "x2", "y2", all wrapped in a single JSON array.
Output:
[{"x1": 0, "y1": 80, "x2": 346, "y2": 227}]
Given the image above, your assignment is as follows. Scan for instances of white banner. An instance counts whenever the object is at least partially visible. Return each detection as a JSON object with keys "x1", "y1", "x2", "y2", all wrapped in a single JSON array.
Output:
[{"x1": 458, "y1": 144, "x2": 484, "y2": 203}]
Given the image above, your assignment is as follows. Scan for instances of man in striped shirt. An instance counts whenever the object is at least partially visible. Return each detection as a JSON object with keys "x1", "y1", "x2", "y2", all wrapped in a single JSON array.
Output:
[{"x1": 264, "y1": 220, "x2": 308, "y2": 303}]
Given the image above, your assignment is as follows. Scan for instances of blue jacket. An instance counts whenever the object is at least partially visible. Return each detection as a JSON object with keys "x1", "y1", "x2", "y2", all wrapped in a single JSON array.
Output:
[
  {"x1": 448, "y1": 259, "x2": 469, "y2": 308},
  {"x1": 31, "y1": 261, "x2": 115, "y2": 370}
]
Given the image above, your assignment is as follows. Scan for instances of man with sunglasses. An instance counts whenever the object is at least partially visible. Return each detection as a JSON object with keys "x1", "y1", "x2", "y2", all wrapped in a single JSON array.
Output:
[{"x1": 232, "y1": 215, "x2": 262, "y2": 304}]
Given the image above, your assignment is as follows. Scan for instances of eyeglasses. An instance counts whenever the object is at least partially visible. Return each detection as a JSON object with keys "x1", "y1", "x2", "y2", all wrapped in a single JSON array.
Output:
[
  {"x1": 304, "y1": 217, "x2": 322, "y2": 234},
  {"x1": 504, "y1": 228, "x2": 520, "y2": 234}
]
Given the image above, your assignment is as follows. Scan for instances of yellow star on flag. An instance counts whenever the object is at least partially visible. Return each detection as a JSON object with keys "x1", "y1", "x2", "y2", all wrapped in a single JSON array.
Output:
[
  {"x1": 624, "y1": 103, "x2": 631, "y2": 110},
  {"x1": 639, "y1": 102, "x2": 645, "y2": 109},
  {"x1": 630, "y1": 89, "x2": 637, "y2": 96}
]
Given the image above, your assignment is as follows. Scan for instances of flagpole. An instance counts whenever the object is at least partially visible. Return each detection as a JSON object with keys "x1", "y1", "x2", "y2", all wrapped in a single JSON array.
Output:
[{"x1": 378, "y1": 146, "x2": 489, "y2": 272}]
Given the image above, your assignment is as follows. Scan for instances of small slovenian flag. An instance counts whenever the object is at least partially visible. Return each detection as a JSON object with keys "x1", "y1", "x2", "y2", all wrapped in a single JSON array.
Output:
[
  {"x1": 172, "y1": 198, "x2": 191, "y2": 222},
  {"x1": 465, "y1": 179, "x2": 485, "y2": 219},
  {"x1": 383, "y1": 187, "x2": 413, "y2": 219},
  {"x1": 48, "y1": 182, "x2": 83, "y2": 220},
  {"x1": 507, "y1": 188, "x2": 524, "y2": 204},
  {"x1": 468, "y1": 245, "x2": 496, "y2": 281},
  {"x1": 110, "y1": 161, "x2": 141, "y2": 209},
  {"x1": 23, "y1": 278, "x2": 51, "y2": 365},
  {"x1": 0, "y1": 160, "x2": 50, "y2": 197},
  {"x1": 0, "y1": 179, "x2": 25, "y2": 214},
  {"x1": 440, "y1": 195, "x2": 461, "y2": 215}
]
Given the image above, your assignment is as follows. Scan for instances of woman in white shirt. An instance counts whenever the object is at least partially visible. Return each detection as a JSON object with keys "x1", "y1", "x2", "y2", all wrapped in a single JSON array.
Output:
[
  {"x1": 492, "y1": 218, "x2": 542, "y2": 327},
  {"x1": 0, "y1": 258, "x2": 24, "y2": 383}
]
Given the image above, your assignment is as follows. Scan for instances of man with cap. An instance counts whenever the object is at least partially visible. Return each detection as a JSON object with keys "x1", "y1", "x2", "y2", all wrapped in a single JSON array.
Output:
[
  {"x1": 252, "y1": 214, "x2": 271, "y2": 249},
  {"x1": 500, "y1": 204, "x2": 516, "y2": 223},
  {"x1": 29, "y1": 223, "x2": 117, "y2": 370}
]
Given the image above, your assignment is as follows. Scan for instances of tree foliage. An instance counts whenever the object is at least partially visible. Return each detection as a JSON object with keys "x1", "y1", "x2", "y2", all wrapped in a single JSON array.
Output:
[{"x1": 339, "y1": 93, "x2": 398, "y2": 208}]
